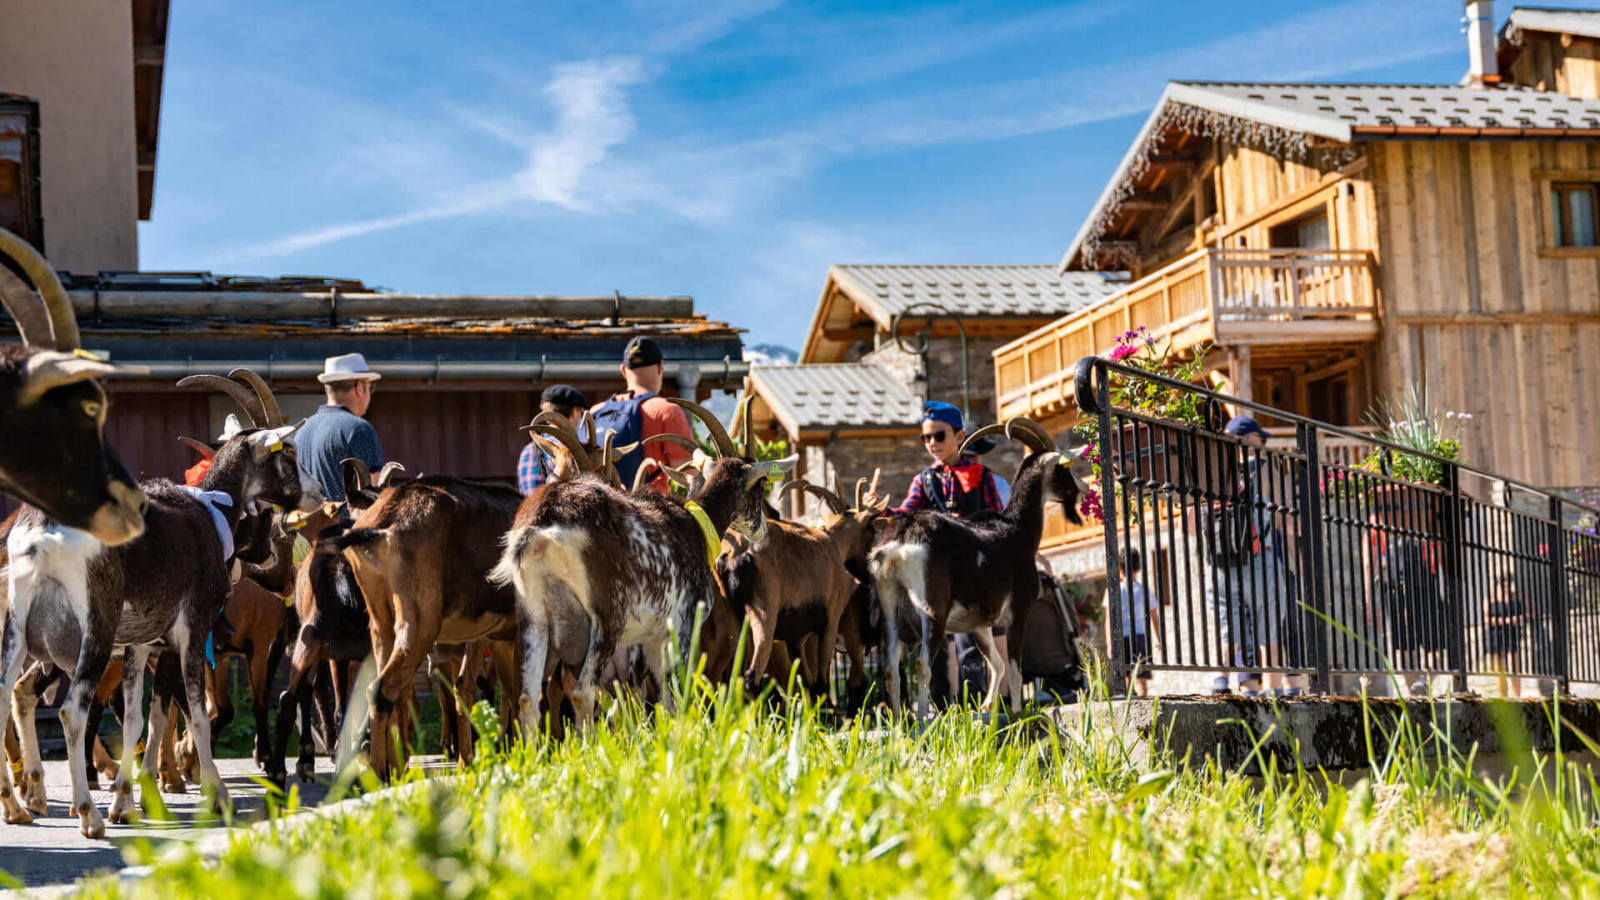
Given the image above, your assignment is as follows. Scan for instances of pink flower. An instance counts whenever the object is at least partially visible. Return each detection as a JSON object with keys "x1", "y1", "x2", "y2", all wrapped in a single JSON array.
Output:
[{"x1": 1109, "y1": 344, "x2": 1141, "y2": 361}]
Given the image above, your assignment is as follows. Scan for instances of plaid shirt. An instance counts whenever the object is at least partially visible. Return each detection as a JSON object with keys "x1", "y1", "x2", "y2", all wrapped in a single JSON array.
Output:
[
  {"x1": 517, "y1": 442, "x2": 554, "y2": 496},
  {"x1": 889, "y1": 458, "x2": 1003, "y2": 517}
]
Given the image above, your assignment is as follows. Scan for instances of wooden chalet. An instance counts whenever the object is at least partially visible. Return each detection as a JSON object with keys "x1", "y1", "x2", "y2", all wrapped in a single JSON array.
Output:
[{"x1": 995, "y1": 2, "x2": 1600, "y2": 570}]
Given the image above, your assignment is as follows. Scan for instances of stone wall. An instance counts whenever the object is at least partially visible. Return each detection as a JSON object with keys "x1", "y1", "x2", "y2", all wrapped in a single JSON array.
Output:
[{"x1": 792, "y1": 435, "x2": 929, "y2": 521}]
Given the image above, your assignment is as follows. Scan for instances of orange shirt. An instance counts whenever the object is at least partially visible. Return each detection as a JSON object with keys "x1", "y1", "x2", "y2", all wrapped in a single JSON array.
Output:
[{"x1": 592, "y1": 392, "x2": 695, "y2": 491}]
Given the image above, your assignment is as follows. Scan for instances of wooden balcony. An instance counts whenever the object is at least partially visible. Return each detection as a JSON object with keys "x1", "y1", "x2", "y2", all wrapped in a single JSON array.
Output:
[{"x1": 995, "y1": 247, "x2": 1379, "y2": 422}]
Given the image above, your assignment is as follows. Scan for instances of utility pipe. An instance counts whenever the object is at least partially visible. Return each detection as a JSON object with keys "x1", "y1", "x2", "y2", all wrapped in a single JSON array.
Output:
[
  {"x1": 111, "y1": 357, "x2": 748, "y2": 385},
  {"x1": 62, "y1": 291, "x2": 696, "y2": 321}
]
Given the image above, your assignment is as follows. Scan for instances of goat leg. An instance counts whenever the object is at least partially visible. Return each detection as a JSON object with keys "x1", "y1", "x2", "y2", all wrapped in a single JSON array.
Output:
[
  {"x1": 251, "y1": 637, "x2": 283, "y2": 770},
  {"x1": 108, "y1": 647, "x2": 152, "y2": 824},
  {"x1": 0, "y1": 618, "x2": 36, "y2": 824},
  {"x1": 515, "y1": 606, "x2": 551, "y2": 742},
  {"x1": 11, "y1": 660, "x2": 51, "y2": 816},
  {"x1": 62, "y1": 621, "x2": 115, "y2": 838},
  {"x1": 177, "y1": 625, "x2": 230, "y2": 815},
  {"x1": 972, "y1": 628, "x2": 1008, "y2": 715}
]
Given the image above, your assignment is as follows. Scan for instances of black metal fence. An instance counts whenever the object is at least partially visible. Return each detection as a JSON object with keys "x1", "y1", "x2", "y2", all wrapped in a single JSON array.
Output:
[{"x1": 1075, "y1": 356, "x2": 1600, "y2": 695}]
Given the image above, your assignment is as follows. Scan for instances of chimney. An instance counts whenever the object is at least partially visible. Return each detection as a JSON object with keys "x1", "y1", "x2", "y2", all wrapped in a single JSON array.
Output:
[{"x1": 1465, "y1": 0, "x2": 1501, "y2": 87}]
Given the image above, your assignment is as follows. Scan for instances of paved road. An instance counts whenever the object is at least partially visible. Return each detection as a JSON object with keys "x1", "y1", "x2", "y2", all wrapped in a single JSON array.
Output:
[{"x1": 0, "y1": 756, "x2": 339, "y2": 892}]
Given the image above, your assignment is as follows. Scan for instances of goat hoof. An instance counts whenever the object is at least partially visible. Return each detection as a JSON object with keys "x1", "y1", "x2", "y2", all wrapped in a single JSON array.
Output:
[
  {"x1": 295, "y1": 760, "x2": 315, "y2": 783},
  {"x1": 159, "y1": 773, "x2": 187, "y2": 794},
  {"x1": 20, "y1": 779, "x2": 47, "y2": 817},
  {"x1": 0, "y1": 795, "x2": 33, "y2": 825},
  {"x1": 78, "y1": 804, "x2": 106, "y2": 839},
  {"x1": 108, "y1": 793, "x2": 136, "y2": 825},
  {"x1": 98, "y1": 761, "x2": 121, "y2": 782}
]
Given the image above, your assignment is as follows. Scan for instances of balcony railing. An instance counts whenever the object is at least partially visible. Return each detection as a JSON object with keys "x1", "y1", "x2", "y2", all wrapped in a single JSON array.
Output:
[{"x1": 994, "y1": 247, "x2": 1378, "y2": 421}]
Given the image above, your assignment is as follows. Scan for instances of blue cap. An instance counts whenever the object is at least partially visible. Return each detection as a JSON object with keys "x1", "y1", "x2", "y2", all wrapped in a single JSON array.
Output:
[
  {"x1": 1225, "y1": 415, "x2": 1268, "y2": 439},
  {"x1": 921, "y1": 401, "x2": 964, "y2": 432}
]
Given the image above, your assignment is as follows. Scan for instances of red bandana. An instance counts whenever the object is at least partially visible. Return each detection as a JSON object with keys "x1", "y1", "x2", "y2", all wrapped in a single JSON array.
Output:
[{"x1": 950, "y1": 461, "x2": 987, "y2": 495}]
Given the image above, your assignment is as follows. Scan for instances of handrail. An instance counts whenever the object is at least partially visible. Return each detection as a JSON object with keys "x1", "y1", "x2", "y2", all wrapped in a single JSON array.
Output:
[{"x1": 1072, "y1": 355, "x2": 1600, "y2": 518}]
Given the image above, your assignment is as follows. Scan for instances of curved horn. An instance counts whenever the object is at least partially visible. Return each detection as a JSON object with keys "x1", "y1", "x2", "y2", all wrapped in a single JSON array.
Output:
[
  {"x1": 178, "y1": 374, "x2": 267, "y2": 428},
  {"x1": 341, "y1": 457, "x2": 373, "y2": 490},
  {"x1": 804, "y1": 484, "x2": 847, "y2": 515},
  {"x1": 0, "y1": 261, "x2": 52, "y2": 347},
  {"x1": 639, "y1": 432, "x2": 699, "y2": 454},
  {"x1": 530, "y1": 410, "x2": 579, "y2": 434},
  {"x1": 632, "y1": 457, "x2": 662, "y2": 493},
  {"x1": 854, "y1": 477, "x2": 869, "y2": 510},
  {"x1": 601, "y1": 431, "x2": 623, "y2": 487},
  {"x1": 229, "y1": 368, "x2": 283, "y2": 425},
  {"x1": 177, "y1": 436, "x2": 215, "y2": 461},
  {"x1": 533, "y1": 423, "x2": 591, "y2": 472},
  {"x1": 0, "y1": 227, "x2": 78, "y2": 350},
  {"x1": 667, "y1": 397, "x2": 739, "y2": 459},
  {"x1": 376, "y1": 462, "x2": 407, "y2": 487},
  {"x1": 530, "y1": 434, "x2": 576, "y2": 481},
  {"x1": 581, "y1": 410, "x2": 596, "y2": 443},
  {"x1": 1005, "y1": 417, "x2": 1056, "y2": 455},
  {"x1": 955, "y1": 422, "x2": 1006, "y2": 460}
]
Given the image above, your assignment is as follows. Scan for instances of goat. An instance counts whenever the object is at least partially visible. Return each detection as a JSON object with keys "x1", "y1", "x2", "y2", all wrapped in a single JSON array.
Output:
[
  {"x1": 0, "y1": 371, "x2": 321, "y2": 837},
  {"x1": 869, "y1": 418, "x2": 1086, "y2": 718},
  {"x1": 0, "y1": 228, "x2": 146, "y2": 544},
  {"x1": 491, "y1": 398, "x2": 796, "y2": 740},
  {"x1": 323, "y1": 474, "x2": 525, "y2": 781},
  {"x1": 267, "y1": 460, "x2": 404, "y2": 786}
]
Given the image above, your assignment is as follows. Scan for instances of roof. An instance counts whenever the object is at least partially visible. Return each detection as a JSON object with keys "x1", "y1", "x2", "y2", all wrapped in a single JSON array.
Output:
[
  {"x1": 829, "y1": 264, "x2": 1125, "y2": 325},
  {"x1": 1062, "y1": 80, "x2": 1600, "y2": 269},
  {"x1": 1502, "y1": 7, "x2": 1600, "y2": 43},
  {"x1": 748, "y1": 363, "x2": 921, "y2": 437}
]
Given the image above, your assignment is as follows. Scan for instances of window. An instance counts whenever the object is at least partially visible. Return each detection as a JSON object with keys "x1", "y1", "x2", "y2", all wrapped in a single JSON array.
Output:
[
  {"x1": 0, "y1": 97, "x2": 43, "y2": 253},
  {"x1": 1551, "y1": 183, "x2": 1599, "y2": 247},
  {"x1": 1268, "y1": 209, "x2": 1330, "y2": 249}
]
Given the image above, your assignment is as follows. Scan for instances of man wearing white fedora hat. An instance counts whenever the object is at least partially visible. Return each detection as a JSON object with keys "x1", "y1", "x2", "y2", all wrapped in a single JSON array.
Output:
[{"x1": 296, "y1": 352, "x2": 385, "y2": 504}]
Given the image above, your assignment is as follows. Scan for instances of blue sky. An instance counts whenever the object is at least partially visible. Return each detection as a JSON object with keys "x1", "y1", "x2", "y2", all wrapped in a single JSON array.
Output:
[{"x1": 138, "y1": 0, "x2": 1586, "y2": 350}]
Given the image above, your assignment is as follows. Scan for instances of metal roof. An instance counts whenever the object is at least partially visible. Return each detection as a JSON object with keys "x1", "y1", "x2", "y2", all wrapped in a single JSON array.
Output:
[
  {"x1": 1062, "y1": 79, "x2": 1600, "y2": 270},
  {"x1": 829, "y1": 264, "x2": 1126, "y2": 325},
  {"x1": 748, "y1": 363, "x2": 922, "y2": 435},
  {"x1": 1502, "y1": 7, "x2": 1600, "y2": 42}
]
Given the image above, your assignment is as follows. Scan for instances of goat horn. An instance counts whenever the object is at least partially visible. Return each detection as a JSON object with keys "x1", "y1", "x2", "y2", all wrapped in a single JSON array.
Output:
[
  {"x1": 0, "y1": 259, "x2": 52, "y2": 348},
  {"x1": 178, "y1": 374, "x2": 268, "y2": 428},
  {"x1": 341, "y1": 457, "x2": 373, "y2": 490},
  {"x1": 376, "y1": 462, "x2": 407, "y2": 487},
  {"x1": 638, "y1": 432, "x2": 699, "y2": 454},
  {"x1": 229, "y1": 368, "x2": 283, "y2": 425},
  {"x1": 776, "y1": 479, "x2": 809, "y2": 503},
  {"x1": 805, "y1": 484, "x2": 847, "y2": 515},
  {"x1": 734, "y1": 394, "x2": 755, "y2": 457},
  {"x1": 528, "y1": 410, "x2": 577, "y2": 434},
  {"x1": 1006, "y1": 417, "x2": 1056, "y2": 455},
  {"x1": 533, "y1": 423, "x2": 591, "y2": 473},
  {"x1": 667, "y1": 397, "x2": 739, "y2": 459},
  {"x1": 601, "y1": 431, "x2": 623, "y2": 486},
  {"x1": 854, "y1": 477, "x2": 868, "y2": 510},
  {"x1": 177, "y1": 436, "x2": 215, "y2": 461},
  {"x1": 530, "y1": 434, "x2": 574, "y2": 480},
  {"x1": 956, "y1": 422, "x2": 1006, "y2": 459},
  {"x1": 0, "y1": 227, "x2": 78, "y2": 350},
  {"x1": 632, "y1": 458, "x2": 662, "y2": 493},
  {"x1": 581, "y1": 410, "x2": 596, "y2": 444}
]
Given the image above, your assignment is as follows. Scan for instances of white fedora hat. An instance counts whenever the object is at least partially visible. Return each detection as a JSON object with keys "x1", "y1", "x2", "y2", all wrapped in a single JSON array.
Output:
[{"x1": 317, "y1": 352, "x2": 383, "y2": 384}]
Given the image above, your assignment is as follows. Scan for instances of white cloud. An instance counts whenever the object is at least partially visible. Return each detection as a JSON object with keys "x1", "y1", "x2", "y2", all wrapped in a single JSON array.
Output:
[{"x1": 515, "y1": 57, "x2": 646, "y2": 208}]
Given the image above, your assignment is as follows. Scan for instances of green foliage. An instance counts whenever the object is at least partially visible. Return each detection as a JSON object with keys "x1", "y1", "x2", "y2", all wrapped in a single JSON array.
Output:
[
  {"x1": 73, "y1": 669, "x2": 1600, "y2": 900},
  {"x1": 1359, "y1": 383, "x2": 1471, "y2": 487}
]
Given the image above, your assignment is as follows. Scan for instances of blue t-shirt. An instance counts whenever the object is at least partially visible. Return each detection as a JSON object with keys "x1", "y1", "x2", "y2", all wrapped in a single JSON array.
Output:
[{"x1": 295, "y1": 404, "x2": 383, "y2": 503}]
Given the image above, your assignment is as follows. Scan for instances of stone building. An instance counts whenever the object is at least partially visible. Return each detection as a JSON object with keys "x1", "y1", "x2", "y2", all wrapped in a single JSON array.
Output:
[{"x1": 746, "y1": 264, "x2": 1123, "y2": 519}]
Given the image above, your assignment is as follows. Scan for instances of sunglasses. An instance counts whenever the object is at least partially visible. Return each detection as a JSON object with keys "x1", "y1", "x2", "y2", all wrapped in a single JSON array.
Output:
[{"x1": 921, "y1": 430, "x2": 950, "y2": 444}]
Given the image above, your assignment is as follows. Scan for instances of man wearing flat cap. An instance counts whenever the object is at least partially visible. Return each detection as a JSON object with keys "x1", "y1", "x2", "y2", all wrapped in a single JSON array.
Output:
[
  {"x1": 296, "y1": 352, "x2": 385, "y2": 504},
  {"x1": 517, "y1": 384, "x2": 590, "y2": 495}
]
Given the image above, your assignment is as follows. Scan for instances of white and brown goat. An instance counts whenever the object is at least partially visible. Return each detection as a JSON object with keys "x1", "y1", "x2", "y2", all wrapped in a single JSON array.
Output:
[
  {"x1": 0, "y1": 371, "x2": 321, "y2": 837},
  {"x1": 0, "y1": 227, "x2": 146, "y2": 544},
  {"x1": 491, "y1": 398, "x2": 796, "y2": 739}
]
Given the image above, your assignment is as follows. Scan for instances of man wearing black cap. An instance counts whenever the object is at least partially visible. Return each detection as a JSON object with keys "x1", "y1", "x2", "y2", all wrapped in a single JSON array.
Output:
[
  {"x1": 585, "y1": 337, "x2": 694, "y2": 491},
  {"x1": 517, "y1": 384, "x2": 590, "y2": 494}
]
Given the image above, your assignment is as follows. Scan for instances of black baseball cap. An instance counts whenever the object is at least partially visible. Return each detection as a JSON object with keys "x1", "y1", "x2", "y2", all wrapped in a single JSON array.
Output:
[
  {"x1": 624, "y1": 336, "x2": 664, "y2": 369},
  {"x1": 540, "y1": 384, "x2": 589, "y2": 409}
]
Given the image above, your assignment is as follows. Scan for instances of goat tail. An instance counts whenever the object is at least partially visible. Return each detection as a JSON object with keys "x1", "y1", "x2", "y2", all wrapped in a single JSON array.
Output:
[
  {"x1": 488, "y1": 526, "x2": 536, "y2": 589},
  {"x1": 489, "y1": 524, "x2": 589, "y2": 603},
  {"x1": 870, "y1": 542, "x2": 929, "y2": 617}
]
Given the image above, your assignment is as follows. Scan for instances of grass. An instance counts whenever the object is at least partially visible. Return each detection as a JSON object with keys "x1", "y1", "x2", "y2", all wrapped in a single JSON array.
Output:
[{"x1": 60, "y1": 660, "x2": 1600, "y2": 900}]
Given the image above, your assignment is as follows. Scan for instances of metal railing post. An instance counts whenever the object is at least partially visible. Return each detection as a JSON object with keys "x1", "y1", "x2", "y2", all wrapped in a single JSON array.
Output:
[
  {"x1": 1075, "y1": 358, "x2": 1125, "y2": 688},
  {"x1": 1551, "y1": 495, "x2": 1571, "y2": 694},
  {"x1": 1445, "y1": 463, "x2": 1467, "y2": 694},
  {"x1": 1297, "y1": 423, "x2": 1330, "y2": 693}
]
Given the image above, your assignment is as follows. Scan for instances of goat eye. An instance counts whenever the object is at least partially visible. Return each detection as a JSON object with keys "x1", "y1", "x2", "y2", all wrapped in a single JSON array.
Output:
[{"x1": 81, "y1": 400, "x2": 102, "y2": 419}]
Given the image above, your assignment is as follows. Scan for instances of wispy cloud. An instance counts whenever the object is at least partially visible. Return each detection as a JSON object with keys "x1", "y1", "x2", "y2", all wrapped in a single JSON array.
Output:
[{"x1": 223, "y1": 0, "x2": 1466, "y2": 263}]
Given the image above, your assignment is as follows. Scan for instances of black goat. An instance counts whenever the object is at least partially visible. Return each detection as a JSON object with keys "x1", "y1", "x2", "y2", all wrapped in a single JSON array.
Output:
[
  {"x1": 869, "y1": 418, "x2": 1085, "y2": 717},
  {"x1": 0, "y1": 228, "x2": 146, "y2": 543}
]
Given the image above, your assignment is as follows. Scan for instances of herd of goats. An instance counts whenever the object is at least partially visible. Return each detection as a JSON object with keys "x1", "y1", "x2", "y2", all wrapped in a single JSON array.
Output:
[{"x1": 0, "y1": 228, "x2": 1090, "y2": 839}]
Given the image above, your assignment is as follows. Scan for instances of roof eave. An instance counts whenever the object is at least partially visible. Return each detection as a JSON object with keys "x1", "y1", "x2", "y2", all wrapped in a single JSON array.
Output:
[{"x1": 1059, "y1": 82, "x2": 1353, "y2": 273}]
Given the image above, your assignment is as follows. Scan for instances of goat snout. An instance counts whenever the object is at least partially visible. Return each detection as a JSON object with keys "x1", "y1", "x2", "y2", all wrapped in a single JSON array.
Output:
[{"x1": 88, "y1": 481, "x2": 148, "y2": 546}]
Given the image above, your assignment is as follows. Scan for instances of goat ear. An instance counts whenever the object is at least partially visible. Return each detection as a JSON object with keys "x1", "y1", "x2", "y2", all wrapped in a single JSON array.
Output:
[
  {"x1": 220, "y1": 413, "x2": 244, "y2": 442},
  {"x1": 19, "y1": 351, "x2": 117, "y2": 405}
]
